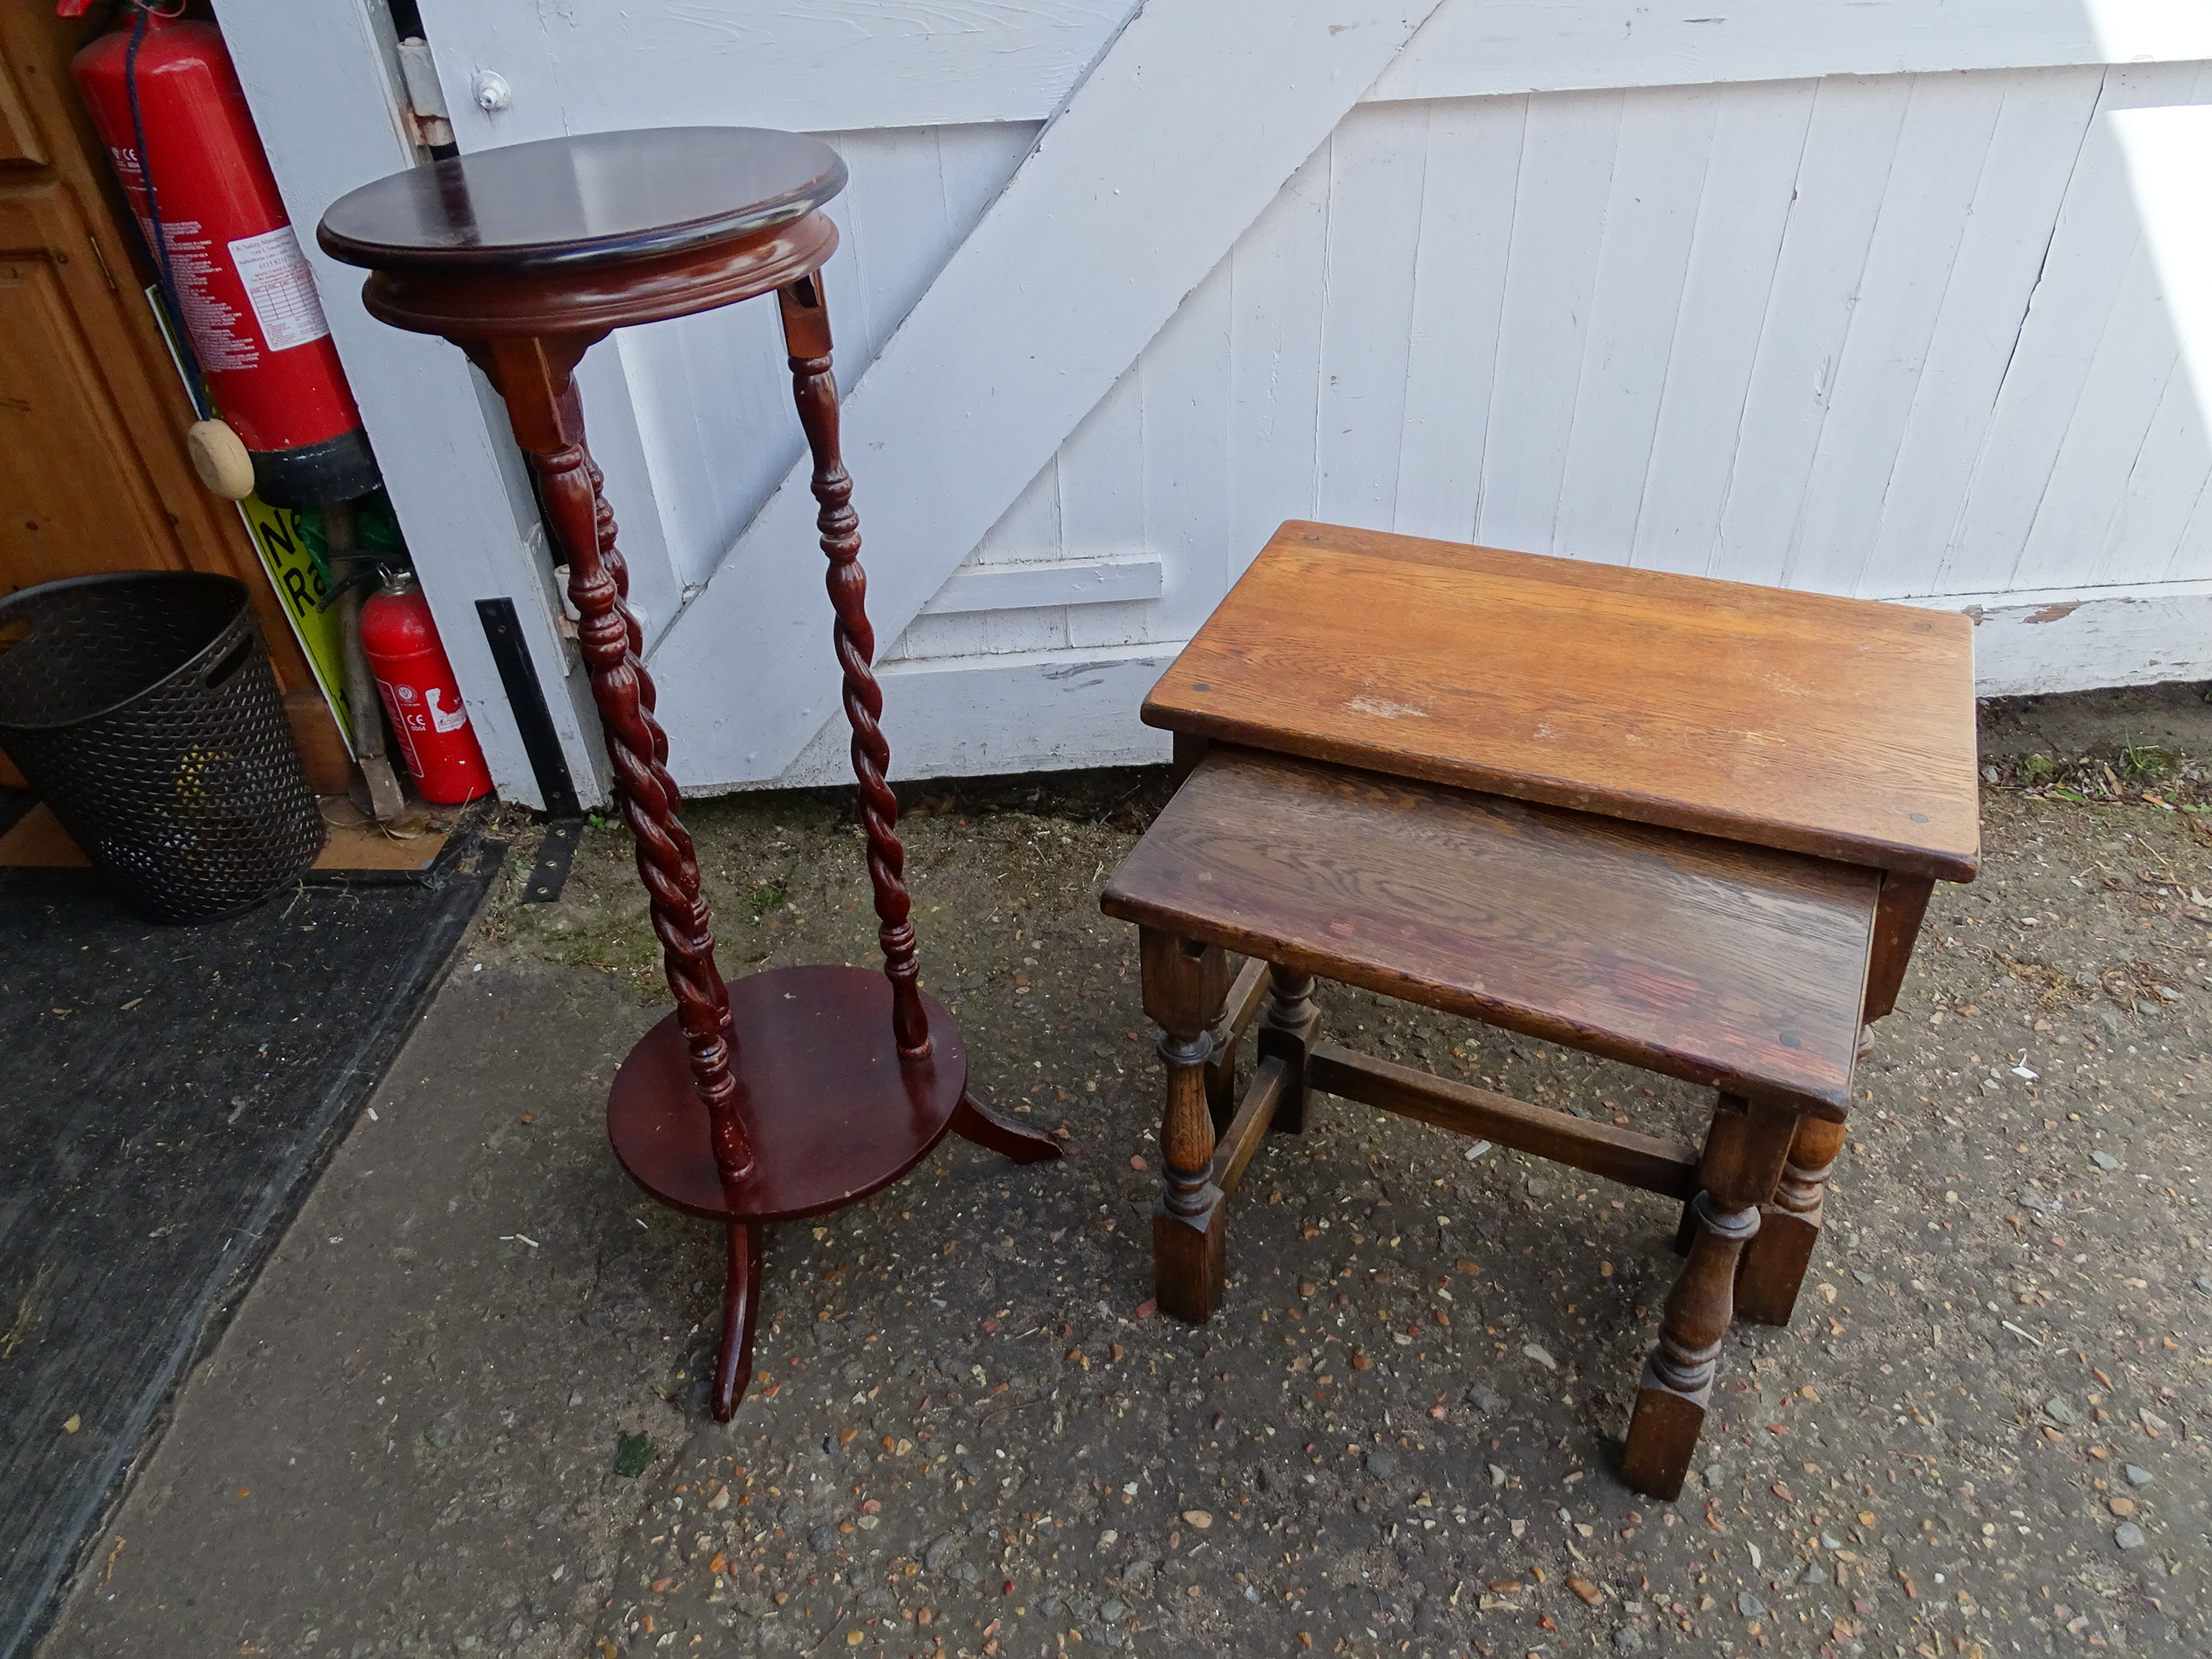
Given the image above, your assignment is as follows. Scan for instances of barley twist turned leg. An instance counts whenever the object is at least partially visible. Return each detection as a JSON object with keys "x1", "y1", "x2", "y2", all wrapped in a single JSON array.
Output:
[
  {"x1": 565, "y1": 393, "x2": 736, "y2": 1035},
  {"x1": 775, "y1": 276, "x2": 1060, "y2": 1165},
  {"x1": 777, "y1": 275, "x2": 929, "y2": 1060},
  {"x1": 476, "y1": 338, "x2": 752, "y2": 1186}
]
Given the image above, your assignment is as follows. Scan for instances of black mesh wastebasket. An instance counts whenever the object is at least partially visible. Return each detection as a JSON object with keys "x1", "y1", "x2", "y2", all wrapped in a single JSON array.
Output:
[{"x1": 0, "y1": 573, "x2": 325, "y2": 921}]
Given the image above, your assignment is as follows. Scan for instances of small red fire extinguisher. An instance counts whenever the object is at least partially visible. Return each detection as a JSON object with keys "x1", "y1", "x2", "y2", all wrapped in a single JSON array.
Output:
[
  {"x1": 360, "y1": 570, "x2": 493, "y2": 804},
  {"x1": 63, "y1": 2, "x2": 381, "y2": 506}
]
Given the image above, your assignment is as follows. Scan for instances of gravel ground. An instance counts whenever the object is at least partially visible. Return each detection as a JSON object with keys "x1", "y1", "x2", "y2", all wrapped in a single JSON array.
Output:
[{"x1": 40, "y1": 684, "x2": 2212, "y2": 1659}]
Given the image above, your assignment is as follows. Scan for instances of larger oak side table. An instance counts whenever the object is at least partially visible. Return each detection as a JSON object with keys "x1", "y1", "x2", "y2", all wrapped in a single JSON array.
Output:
[
  {"x1": 319, "y1": 127, "x2": 1059, "y2": 1421},
  {"x1": 1103, "y1": 520, "x2": 1981, "y2": 1498}
]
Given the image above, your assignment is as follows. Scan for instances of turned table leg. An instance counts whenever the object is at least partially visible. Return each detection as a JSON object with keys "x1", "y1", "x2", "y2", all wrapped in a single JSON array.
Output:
[
  {"x1": 1737, "y1": 1115, "x2": 1847, "y2": 1327},
  {"x1": 777, "y1": 275, "x2": 931, "y2": 1059},
  {"x1": 469, "y1": 335, "x2": 770, "y2": 1422},
  {"x1": 1257, "y1": 963, "x2": 1318, "y2": 1135},
  {"x1": 779, "y1": 271, "x2": 1063, "y2": 1175},
  {"x1": 469, "y1": 335, "x2": 751, "y2": 1180},
  {"x1": 1622, "y1": 1092, "x2": 1801, "y2": 1500},
  {"x1": 1732, "y1": 870, "x2": 1927, "y2": 1325},
  {"x1": 1142, "y1": 928, "x2": 1231, "y2": 1323}
]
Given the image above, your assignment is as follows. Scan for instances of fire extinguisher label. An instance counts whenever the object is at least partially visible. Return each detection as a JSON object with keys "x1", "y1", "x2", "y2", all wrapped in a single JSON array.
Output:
[
  {"x1": 138, "y1": 215, "x2": 257, "y2": 372},
  {"x1": 427, "y1": 687, "x2": 470, "y2": 733},
  {"x1": 226, "y1": 224, "x2": 333, "y2": 352}
]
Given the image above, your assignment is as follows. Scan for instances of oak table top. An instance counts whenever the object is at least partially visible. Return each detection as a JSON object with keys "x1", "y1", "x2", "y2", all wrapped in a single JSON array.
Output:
[
  {"x1": 1144, "y1": 521, "x2": 1981, "y2": 883},
  {"x1": 1103, "y1": 745, "x2": 1877, "y2": 1116}
]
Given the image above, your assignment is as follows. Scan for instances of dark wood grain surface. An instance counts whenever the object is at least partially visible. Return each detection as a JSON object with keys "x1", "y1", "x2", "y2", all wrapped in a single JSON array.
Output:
[
  {"x1": 1102, "y1": 746, "x2": 1877, "y2": 1115},
  {"x1": 326, "y1": 136, "x2": 1060, "y2": 1430},
  {"x1": 319, "y1": 131, "x2": 845, "y2": 340},
  {"x1": 606, "y1": 965, "x2": 966, "y2": 1225},
  {"x1": 318, "y1": 127, "x2": 845, "y2": 271},
  {"x1": 1144, "y1": 521, "x2": 1980, "y2": 882}
]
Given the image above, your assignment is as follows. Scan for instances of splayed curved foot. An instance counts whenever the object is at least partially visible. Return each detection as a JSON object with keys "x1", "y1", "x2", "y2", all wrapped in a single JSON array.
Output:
[
  {"x1": 950, "y1": 1093, "x2": 1063, "y2": 1164},
  {"x1": 710, "y1": 1222, "x2": 763, "y2": 1422}
]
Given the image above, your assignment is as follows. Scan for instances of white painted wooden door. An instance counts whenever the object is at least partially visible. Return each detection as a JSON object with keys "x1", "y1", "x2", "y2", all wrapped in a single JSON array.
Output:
[{"x1": 223, "y1": 1, "x2": 2212, "y2": 802}]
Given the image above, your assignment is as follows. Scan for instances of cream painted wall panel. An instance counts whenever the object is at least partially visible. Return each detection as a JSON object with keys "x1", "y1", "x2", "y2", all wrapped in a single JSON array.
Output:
[
  {"x1": 781, "y1": 645, "x2": 1176, "y2": 785},
  {"x1": 1960, "y1": 580, "x2": 2212, "y2": 695},
  {"x1": 1313, "y1": 106, "x2": 1431, "y2": 529},
  {"x1": 2093, "y1": 368, "x2": 2210, "y2": 585},
  {"x1": 1377, "y1": 0, "x2": 2212, "y2": 103},
  {"x1": 1551, "y1": 86, "x2": 1720, "y2": 563},
  {"x1": 1390, "y1": 96, "x2": 1526, "y2": 544},
  {"x1": 1627, "y1": 80, "x2": 1815, "y2": 576},
  {"x1": 419, "y1": 0, "x2": 1134, "y2": 138},
  {"x1": 886, "y1": 602, "x2": 1071, "y2": 664},
  {"x1": 2014, "y1": 241, "x2": 2189, "y2": 589},
  {"x1": 1057, "y1": 368, "x2": 1147, "y2": 570},
  {"x1": 1476, "y1": 88, "x2": 1624, "y2": 556},
  {"x1": 881, "y1": 462, "x2": 1068, "y2": 662},
  {"x1": 646, "y1": 0, "x2": 1452, "y2": 787},
  {"x1": 2113, "y1": 105, "x2": 2212, "y2": 583},
  {"x1": 1850, "y1": 69, "x2": 2107, "y2": 599},
  {"x1": 1221, "y1": 143, "x2": 1330, "y2": 567},
  {"x1": 415, "y1": 0, "x2": 2212, "y2": 141},
  {"x1": 1054, "y1": 364, "x2": 1152, "y2": 651},
  {"x1": 1710, "y1": 75, "x2": 1914, "y2": 588},
  {"x1": 1779, "y1": 73, "x2": 2011, "y2": 596},
  {"x1": 273, "y1": 3, "x2": 2212, "y2": 789},
  {"x1": 969, "y1": 460, "x2": 1065, "y2": 569},
  {"x1": 1941, "y1": 62, "x2": 2210, "y2": 592},
  {"x1": 944, "y1": 64, "x2": 2212, "y2": 675},
  {"x1": 1138, "y1": 247, "x2": 1237, "y2": 641}
]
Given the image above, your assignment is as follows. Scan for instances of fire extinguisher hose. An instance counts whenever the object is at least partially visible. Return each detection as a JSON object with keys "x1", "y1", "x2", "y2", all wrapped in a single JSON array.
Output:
[{"x1": 122, "y1": 0, "x2": 211, "y2": 422}]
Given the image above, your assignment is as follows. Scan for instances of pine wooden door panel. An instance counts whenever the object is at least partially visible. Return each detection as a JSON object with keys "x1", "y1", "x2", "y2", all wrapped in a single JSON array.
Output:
[
  {"x1": 0, "y1": 48, "x2": 45, "y2": 166},
  {"x1": 0, "y1": 186, "x2": 193, "y2": 588}
]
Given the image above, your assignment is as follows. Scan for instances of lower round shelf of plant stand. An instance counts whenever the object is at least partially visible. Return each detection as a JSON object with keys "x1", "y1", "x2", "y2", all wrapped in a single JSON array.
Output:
[{"x1": 607, "y1": 963, "x2": 1056, "y2": 1417}]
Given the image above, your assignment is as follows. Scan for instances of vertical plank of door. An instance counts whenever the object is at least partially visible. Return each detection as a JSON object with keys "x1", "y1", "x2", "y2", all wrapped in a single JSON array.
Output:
[
  {"x1": 1849, "y1": 67, "x2": 2104, "y2": 600},
  {"x1": 1551, "y1": 84, "x2": 1721, "y2": 565},
  {"x1": 1390, "y1": 94, "x2": 1527, "y2": 546},
  {"x1": 1627, "y1": 79, "x2": 1815, "y2": 577},
  {"x1": 1476, "y1": 86, "x2": 1626, "y2": 557},
  {"x1": 1709, "y1": 73, "x2": 1915, "y2": 590}
]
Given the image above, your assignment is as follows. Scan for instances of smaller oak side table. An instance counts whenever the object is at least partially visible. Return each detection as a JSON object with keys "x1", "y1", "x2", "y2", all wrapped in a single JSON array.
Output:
[{"x1": 320, "y1": 127, "x2": 1059, "y2": 1420}]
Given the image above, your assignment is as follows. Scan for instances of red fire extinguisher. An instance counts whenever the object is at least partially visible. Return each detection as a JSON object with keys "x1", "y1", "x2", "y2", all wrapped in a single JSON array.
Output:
[
  {"x1": 360, "y1": 569, "x2": 493, "y2": 804},
  {"x1": 64, "y1": 2, "x2": 381, "y2": 507}
]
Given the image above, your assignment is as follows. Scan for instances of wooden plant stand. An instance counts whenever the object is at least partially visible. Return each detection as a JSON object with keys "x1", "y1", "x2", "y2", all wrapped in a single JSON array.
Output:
[
  {"x1": 1102, "y1": 521, "x2": 1980, "y2": 1499},
  {"x1": 321, "y1": 127, "x2": 1059, "y2": 1421}
]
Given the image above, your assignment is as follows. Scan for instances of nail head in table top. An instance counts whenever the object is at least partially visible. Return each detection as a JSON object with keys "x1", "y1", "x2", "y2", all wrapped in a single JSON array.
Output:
[
  {"x1": 1143, "y1": 521, "x2": 1981, "y2": 885},
  {"x1": 317, "y1": 126, "x2": 847, "y2": 273}
]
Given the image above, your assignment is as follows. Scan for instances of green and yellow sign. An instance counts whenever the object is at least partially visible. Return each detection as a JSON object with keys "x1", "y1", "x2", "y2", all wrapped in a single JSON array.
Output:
[{"x1": 237, "y1": 493, "x2": 353, "y2": 747}]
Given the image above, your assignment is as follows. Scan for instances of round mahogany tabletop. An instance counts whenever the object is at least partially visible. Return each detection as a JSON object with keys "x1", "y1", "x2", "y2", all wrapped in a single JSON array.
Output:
[{"x1": 318, "y1": 126, "x2": 847, "y2": 272}]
